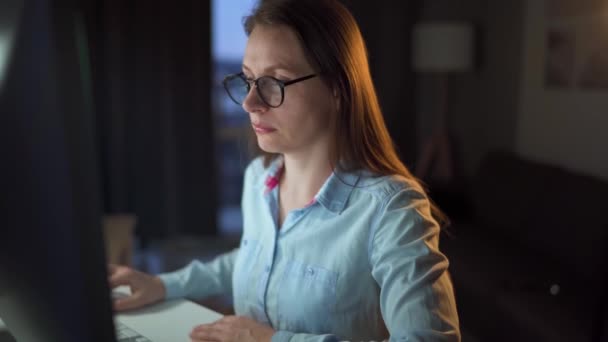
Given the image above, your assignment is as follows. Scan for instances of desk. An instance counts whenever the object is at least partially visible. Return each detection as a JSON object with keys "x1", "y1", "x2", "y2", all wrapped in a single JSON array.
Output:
[
  {"x1": 0, "y1": 289, "x2": 222, "y2": 341},
  {"x1": 115, "y1": 295, "x2": 223, "y2": 340}
]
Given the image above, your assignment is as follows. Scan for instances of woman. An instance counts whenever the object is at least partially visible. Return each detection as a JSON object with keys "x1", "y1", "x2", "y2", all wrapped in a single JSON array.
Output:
[{"x1": 108, "y1": 0, "x2": 461, "y2": 340}]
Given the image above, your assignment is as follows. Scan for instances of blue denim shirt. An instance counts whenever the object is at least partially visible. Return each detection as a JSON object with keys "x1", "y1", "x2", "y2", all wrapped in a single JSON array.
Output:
[{"x1": 159, "y1": 157, "x2": 460, "y2": 341}]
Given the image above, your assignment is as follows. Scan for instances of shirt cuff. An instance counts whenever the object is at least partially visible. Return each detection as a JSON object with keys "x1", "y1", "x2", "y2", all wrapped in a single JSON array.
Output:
[
  {"x1": 271, "y1": 330, "x2": 295, "y2": 342},
  {"x1": 157, "y1": 272, "x2": 187, "y2": 300}
]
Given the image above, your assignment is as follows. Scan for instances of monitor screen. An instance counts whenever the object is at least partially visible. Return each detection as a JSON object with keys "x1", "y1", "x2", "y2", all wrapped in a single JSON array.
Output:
[{"x1": 0, "y1": 0, "x2": 117, "y2": 341}]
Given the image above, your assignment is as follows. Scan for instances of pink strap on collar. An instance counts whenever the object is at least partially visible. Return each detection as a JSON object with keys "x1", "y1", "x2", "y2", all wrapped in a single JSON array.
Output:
[
  {"x1": 264, "y1": 164, "x2": 284, "y2": 194},
  {"x1": 263, "y1": 164, "x2": 316, "y2": 207}
]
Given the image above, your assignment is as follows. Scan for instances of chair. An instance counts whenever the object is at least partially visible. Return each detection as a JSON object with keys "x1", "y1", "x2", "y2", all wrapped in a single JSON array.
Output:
[{"x1": 103, "y1": 214, "x2": 137, "y2": 266}]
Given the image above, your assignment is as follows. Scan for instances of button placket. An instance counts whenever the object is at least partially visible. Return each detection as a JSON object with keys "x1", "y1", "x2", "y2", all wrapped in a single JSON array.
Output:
[{"x1": 260, "y1": 230, "x2": 280, "y2": 326}]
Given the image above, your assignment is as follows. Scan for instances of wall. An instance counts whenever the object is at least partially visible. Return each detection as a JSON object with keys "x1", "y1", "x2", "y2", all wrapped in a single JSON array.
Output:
[
  {"x1": 517, "y1": 0, "x2": 608, "y2": 181},
  {"x1": 418, "y1": 0, "x2": 525, "y2": 178},
  {"x1": 420, "y1": 0, "x2": 608, "y2": 183}
]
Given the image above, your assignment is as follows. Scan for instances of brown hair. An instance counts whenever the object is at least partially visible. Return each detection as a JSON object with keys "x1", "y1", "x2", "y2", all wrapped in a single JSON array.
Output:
[{"x1": 243, "y1": 0, "x2": 448, "y2": 226}]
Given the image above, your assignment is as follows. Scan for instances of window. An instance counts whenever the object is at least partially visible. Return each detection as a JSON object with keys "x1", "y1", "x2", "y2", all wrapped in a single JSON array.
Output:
[{"x1": 212, "y1": 0, "x2": 258, "y2": 236}]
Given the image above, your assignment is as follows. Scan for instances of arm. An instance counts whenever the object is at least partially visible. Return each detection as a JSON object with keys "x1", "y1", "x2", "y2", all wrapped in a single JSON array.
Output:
[
  {"x1": 158, "y1": 248, "x2": 239, "y2": 300},
  {"x1": 161, "y1": 159, "x2": 265, "y2": 302},
  {"x1": 369, "y1": 187, "x2": 460, "y2": 341}
]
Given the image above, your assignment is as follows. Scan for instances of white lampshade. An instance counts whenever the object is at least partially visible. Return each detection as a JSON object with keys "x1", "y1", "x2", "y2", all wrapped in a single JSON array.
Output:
[{"x1": 412, "y1": 22, "x2": 474, "y2": 72}]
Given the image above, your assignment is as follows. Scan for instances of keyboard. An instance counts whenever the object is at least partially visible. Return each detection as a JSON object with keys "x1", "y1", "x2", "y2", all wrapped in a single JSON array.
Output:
[{"x1": 115, "y1": 321, "x2": 152, "y2": 342}]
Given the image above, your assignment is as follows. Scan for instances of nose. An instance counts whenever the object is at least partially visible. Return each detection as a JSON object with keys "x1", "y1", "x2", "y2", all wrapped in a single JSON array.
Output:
[{"x1": 242, "y1": 84, "x2": 268, "y2": 114}]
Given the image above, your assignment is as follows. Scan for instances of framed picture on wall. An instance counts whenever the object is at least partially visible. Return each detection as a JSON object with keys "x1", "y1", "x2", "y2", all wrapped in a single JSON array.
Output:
[{"x1": 544, "y1": 0, "x2": 608, "y2": 89}]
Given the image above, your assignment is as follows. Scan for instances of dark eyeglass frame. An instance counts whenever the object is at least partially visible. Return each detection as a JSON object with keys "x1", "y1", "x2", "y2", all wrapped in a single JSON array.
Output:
[{"x1": 223, "y1": 72, "x2": 317, "y2": 108}]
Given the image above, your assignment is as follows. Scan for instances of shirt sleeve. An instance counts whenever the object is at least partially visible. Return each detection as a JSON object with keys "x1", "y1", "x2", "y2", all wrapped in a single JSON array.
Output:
[
  {"x1": 271, "y1": 331, "x2": 339, "y2": 342},
  {"x1": 157, "y1": 248, "x2": 239, "y2": 300},
  {"x1": 368, "y1": 187, "x2": 461, "y2": 341}
]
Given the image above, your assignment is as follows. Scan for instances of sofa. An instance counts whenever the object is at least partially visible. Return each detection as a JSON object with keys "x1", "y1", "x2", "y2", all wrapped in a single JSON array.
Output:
[{"x1": 439, "y1": 150, "x2": 608, "y2": 341}]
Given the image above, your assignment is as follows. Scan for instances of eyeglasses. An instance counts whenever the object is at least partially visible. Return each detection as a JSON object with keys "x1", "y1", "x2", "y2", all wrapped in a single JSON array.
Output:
[{"x1": 223, "y1": 72, "x2": 316, "y2": 108}]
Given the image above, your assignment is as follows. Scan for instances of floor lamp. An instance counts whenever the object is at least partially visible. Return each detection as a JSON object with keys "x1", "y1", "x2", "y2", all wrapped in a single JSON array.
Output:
[{"x1": 412, "y1": 22, "x2": 474, "y2": 184}]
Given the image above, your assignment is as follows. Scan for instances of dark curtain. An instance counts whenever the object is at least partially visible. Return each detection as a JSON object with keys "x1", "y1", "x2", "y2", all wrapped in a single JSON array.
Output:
[
  {"x1": 83, "y1": 0, "x2": 217, "y2": 239},
  {"x1": 345, "y1": 0, "x2": 420, "y2": 168}
]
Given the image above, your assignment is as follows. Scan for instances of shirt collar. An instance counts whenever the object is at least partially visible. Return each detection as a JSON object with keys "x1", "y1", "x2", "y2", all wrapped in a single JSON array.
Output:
[
  {"x1": 315, "y1": 169, "x2": 361, "y2": 214},
  {"x1": 258, "y1": 156, "x2": 361, "y2": 215}
]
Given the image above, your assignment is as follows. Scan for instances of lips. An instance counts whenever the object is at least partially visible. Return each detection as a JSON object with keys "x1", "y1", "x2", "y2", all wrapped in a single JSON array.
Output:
[{"x1": 252, "y1": 122, "x2": 276, "y2": 134}]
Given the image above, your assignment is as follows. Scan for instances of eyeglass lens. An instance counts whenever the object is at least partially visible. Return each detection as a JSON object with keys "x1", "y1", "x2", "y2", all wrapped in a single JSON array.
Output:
[{"x1": 224, "y1": 75, "x2": 283, "y2": 107}]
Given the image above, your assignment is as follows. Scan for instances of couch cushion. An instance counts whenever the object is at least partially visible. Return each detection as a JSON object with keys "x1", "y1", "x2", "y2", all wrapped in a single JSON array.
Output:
[
  {"x1": 524, "y1": 170, "x2": 608, "y2": 281},
  {"x1": 441, "y1": 226, "x2": 597, "y2": 340},
  {"x1": 472, "y1": 150, "x2": 549, "y2": 235},
  {"x1": 472, "y1": 150, "x2": 608, "y2": 281},
  {"x1": 441, "y1": 227, "x2": 581, "y2": 300},
  {"x1": 495, "y1": 291, "x2": 595, "y2": 342}
]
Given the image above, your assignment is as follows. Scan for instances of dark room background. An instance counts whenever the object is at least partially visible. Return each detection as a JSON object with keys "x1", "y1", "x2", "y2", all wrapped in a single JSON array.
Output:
[
  {"x1": 81, "y1": 0, "x2": 420, "y2": 240},
  {"x1": 79, "y1": 0, "x2": 608, "y2": 340}
]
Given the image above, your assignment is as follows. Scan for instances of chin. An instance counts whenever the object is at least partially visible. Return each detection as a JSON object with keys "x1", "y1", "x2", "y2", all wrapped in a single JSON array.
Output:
[{"x1": 256, "y1": 137, "x2": 283, "y2": 154}]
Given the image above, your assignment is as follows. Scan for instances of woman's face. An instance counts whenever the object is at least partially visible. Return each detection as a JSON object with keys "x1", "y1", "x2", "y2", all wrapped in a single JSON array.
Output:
[{"x1": 242, "y1": 24, "x2": 337, "y2": 156}]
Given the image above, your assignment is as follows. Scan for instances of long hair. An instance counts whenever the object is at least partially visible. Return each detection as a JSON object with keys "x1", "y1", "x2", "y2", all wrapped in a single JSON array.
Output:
[{"x1": 243, "y1": 0, "x2": 448, "y2": 226}]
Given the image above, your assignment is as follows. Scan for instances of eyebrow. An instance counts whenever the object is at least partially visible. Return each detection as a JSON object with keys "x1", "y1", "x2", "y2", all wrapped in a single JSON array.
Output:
[{"x1": 242, "y1": 63, "x2": 301, "y2": 75}]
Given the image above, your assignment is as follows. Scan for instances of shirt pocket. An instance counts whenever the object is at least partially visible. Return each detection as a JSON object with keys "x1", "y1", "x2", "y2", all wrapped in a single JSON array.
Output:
[
  {"x1": 233, "y1": 238, "x2": 261, "y2": 306},
  {"x1": 277, "y1": 260, "x2": 338, "y2": 333}
]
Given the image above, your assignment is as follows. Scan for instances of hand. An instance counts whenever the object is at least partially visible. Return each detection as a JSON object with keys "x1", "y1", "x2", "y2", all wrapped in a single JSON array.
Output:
[
  {"x1": 189, "y1": 316, "x2": 275, "y2": 342},
  {"x1": 107, "y1": 263, "x2": 166, "y2": 311}
]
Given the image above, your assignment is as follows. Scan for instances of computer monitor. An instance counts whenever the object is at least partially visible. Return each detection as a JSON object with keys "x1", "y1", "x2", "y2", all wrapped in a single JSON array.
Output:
[{"x1": 0, "y1": 0, "x2": 117, "y2": 341}]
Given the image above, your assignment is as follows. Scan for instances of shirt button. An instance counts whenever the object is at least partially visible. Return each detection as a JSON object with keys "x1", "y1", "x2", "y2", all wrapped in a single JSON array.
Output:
[
  {"x1": 306, "y1": 267, "x2": 315, "y2": 276},
  {"x1": 242, "y1": 239, "x2": 248, "y2": 246}
]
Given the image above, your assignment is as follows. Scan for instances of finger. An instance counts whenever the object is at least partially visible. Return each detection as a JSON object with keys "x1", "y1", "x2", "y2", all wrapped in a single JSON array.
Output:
[
  {"x1": 108, "y1": 269, "x2": 133, "y2": 289},
  {"x1": 113, "y1": 293, "x2": 143, "y2": 311},
  {"x1": 191, "y1": 323, "x2": 225, "y2": 334},
  {"x1": 214, "y1": 321, "x2": 241, "y2": 333},
  {"x1": 193, "y1": 322, "x2": 233, "y2": 334},
  {"x1": 192, "y1": 323, "x2": 213, "y2": 331},
  {"x1": 108, "y1": 275, "x2": 131, "y2": 289},
  {"x1": 190, "y1": 324, "x2": 227, "y2": 341},
  {"x1": 217, "y1": 316, "x2": 252, "y2": 330},
  {"x1": 218, "y1": 315, "x2": 238, "y2": 324}
]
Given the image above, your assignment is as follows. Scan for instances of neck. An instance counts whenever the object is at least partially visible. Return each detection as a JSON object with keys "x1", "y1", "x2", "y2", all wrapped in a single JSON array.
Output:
[{"x1": 281, "y1": 144, "x2": 333, "y2": 203}]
